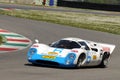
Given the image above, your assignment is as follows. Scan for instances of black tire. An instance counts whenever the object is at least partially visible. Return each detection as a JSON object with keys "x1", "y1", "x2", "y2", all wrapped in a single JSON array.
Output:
[
  {"x1": 99, "y1": 53, "x2": 110, "y2": 68},
  {"x1": 76, "y1": 53, "x2": 86, "y2": 68},
  {"x1": 76, "y1": 58, "x2": 83, "y2": 68}
]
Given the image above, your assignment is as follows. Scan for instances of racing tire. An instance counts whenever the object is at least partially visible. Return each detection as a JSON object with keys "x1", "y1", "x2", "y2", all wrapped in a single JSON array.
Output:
[
  {"x1": 76, "y1": 58, "x2": 82, "y2": 68},
  {"x1": 76, "y1": 53, "x2": 86, "y2": 68},
  {"x1": 99, "y1": 53, "x2": 110, "y2": 68}
]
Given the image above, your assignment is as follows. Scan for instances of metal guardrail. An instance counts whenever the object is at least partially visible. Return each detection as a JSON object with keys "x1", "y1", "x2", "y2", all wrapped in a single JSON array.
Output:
[
  {"x1": 63, "y1": 0, "x2": 120, "y2": 5},
  {"x1": 57, "y1": 0, "x2": 120, "y2": 11}
]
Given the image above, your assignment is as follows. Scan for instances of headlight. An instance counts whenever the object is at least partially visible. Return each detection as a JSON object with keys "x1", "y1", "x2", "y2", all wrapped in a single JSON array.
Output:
[
  {"x1": 65, "y1": 53, "x2": 76, "y2": 65},
  {"x1": 69, "y1": 53, "x2": 76, "y2": 59},
  {"x1": 28, "y1": 48, "x2": 37, "y2": 55}
]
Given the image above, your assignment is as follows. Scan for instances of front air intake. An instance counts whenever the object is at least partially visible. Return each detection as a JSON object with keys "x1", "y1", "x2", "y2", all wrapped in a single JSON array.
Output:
[{"x1": 36, "y1": 60, "x2": 59, "y2": 66}]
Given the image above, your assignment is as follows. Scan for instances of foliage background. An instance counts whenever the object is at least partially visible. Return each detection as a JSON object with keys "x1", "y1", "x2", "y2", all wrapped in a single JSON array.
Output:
[
  {"x1": 87, "y1": 0, "x2": 120, "y2": 5},
  {"x1": 64, "y1": 0, "x2": 120, "y2": 5}
]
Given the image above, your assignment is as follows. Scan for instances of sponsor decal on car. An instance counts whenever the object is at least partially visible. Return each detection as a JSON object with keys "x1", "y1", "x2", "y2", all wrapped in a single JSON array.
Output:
[
  {"x1": 48, "y1": 52, "x2": 58, "y2": 55},
  {"x1": 42, "y1": 55, "x2": 56, "y2": 60},
  {"x1": 53, "y1": 48, "x2": 64, "y2": 53},
  {"x1": 93, "y1": 55, "x2": 97, "y2": 60}
]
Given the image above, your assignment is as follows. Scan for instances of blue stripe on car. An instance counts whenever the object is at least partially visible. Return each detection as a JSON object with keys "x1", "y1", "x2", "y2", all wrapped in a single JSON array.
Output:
[{"x1": 28, "y1": 52, "x2": 76, "y2": 67}]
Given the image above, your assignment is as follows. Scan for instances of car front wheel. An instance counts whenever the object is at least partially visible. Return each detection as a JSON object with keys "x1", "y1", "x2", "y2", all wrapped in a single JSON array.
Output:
[
  {"x1": 76, "y1": 53, "x2": 86, "y2": 68},
  {"x1": 76, "y1": 58, "x2": 82, "y2": 68}
]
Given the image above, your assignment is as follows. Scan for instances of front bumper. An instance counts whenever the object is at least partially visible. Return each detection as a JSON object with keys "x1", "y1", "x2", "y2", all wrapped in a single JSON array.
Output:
[{"x1": 28, "y1": 53, "x2": 76, "y2": 67}]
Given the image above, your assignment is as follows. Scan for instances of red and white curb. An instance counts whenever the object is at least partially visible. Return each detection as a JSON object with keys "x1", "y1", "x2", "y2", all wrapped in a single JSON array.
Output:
[
  {"x1": 0, "y1": 29, "x2": 32, "y2": 53},
  {"x1": 0, "y1": 8, "x2": 21, "y2": 11}
]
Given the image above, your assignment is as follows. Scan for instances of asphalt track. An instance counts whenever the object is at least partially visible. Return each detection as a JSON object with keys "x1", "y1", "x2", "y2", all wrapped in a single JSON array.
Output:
[
  {"x1": 0, "y1": 14, "x2": 120, "y2": 80},
  {"x1": 0, "y1": 4, "x2": 120, "y2": 80}
]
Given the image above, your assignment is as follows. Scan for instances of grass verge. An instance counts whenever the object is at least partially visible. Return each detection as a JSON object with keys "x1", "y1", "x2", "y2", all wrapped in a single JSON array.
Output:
[
  {"x1": 0, "y1": 36, "x2": 2, "y2": 44},
  {"x1": 0, "y1": 9, "x2": 120, "y2": 35},
  {"x1": 0, "y1": 35, "x2": 5, "y2": 45}
]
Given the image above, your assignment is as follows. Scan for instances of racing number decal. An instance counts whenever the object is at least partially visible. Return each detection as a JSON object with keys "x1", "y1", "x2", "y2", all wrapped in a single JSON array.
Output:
[
  {"x1": 86, "y1": 51, "x2": 91, "y2": 63},
  {"x1": 86, "y1": 56, "x2": 91, "y2": 63},
  {"x1": 53, "y1": 48, "x2": 63, "y2": 53}
]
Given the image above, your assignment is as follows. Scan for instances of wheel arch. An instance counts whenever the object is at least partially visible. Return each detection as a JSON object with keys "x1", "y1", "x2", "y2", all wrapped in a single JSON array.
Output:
[
  {"x1": 98, "y1": 51, "x2": 110, "y2": 68},
  {"x1": 79, "y1": 53, "x2": 86, "y2": 60},
  {"x1": 77, "y1": 53, "x2": 86, "y2": 64},
  {"x1": 102, "y1": 51, "x2": 110, "y2": 59}
]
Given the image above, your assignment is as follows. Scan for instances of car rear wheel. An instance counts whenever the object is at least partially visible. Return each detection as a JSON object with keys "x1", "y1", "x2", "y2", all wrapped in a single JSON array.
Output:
[{"x1": 99, "y1": 53, "x2": 110, "y2": 68}]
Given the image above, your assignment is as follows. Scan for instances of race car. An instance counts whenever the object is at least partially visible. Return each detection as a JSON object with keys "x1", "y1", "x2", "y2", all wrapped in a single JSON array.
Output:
[{"x1": 27, "y1": 37, "x2": 115, "y2": 68}]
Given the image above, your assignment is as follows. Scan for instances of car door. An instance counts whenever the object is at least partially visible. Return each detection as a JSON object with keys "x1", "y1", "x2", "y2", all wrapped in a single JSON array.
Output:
[{"x1": 79, "y1": 41, "x2": 99, "y2": 66}]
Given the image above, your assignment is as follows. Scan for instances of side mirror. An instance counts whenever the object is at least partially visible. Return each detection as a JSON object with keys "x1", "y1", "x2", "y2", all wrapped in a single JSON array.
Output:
[{"x1": 35, "y1": 39, "x2": 39, "y2": 43}]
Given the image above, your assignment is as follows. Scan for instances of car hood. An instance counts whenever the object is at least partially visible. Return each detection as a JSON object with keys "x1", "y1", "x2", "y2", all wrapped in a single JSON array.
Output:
[{"x1": 31, "y1": 43, "x2": 72, "y2": 57}]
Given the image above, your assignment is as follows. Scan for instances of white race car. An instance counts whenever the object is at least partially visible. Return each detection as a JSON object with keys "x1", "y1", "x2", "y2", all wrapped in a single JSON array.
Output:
[{"x1": 27, "y1": 37, "x2": 115, "y2": 68}]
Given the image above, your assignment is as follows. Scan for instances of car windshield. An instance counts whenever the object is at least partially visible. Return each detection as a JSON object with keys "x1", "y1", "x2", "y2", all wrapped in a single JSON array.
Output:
[{"x1": 50, "y1": 40, "x2": 81, "y2": 49}]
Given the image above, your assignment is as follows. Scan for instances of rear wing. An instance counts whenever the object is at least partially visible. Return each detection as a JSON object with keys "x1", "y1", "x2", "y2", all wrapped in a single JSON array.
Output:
[
  {"x1": 99, "y1": 43, "x2": 115, "y2": 54},
  {"x1": 88, "y1": 40, "x2": 115, "y2": 54}
]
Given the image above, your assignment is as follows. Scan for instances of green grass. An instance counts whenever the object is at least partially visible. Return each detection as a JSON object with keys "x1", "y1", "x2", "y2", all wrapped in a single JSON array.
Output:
[
  {"x1": 0, "y1": 9, "x2": 120, "y2": 35},
  {"x1": 0, "y1": 35, "x2": 6, "y2": 45},
  {"x1": 0, "y1": 36, "x2": 2, "y2": 44}
]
